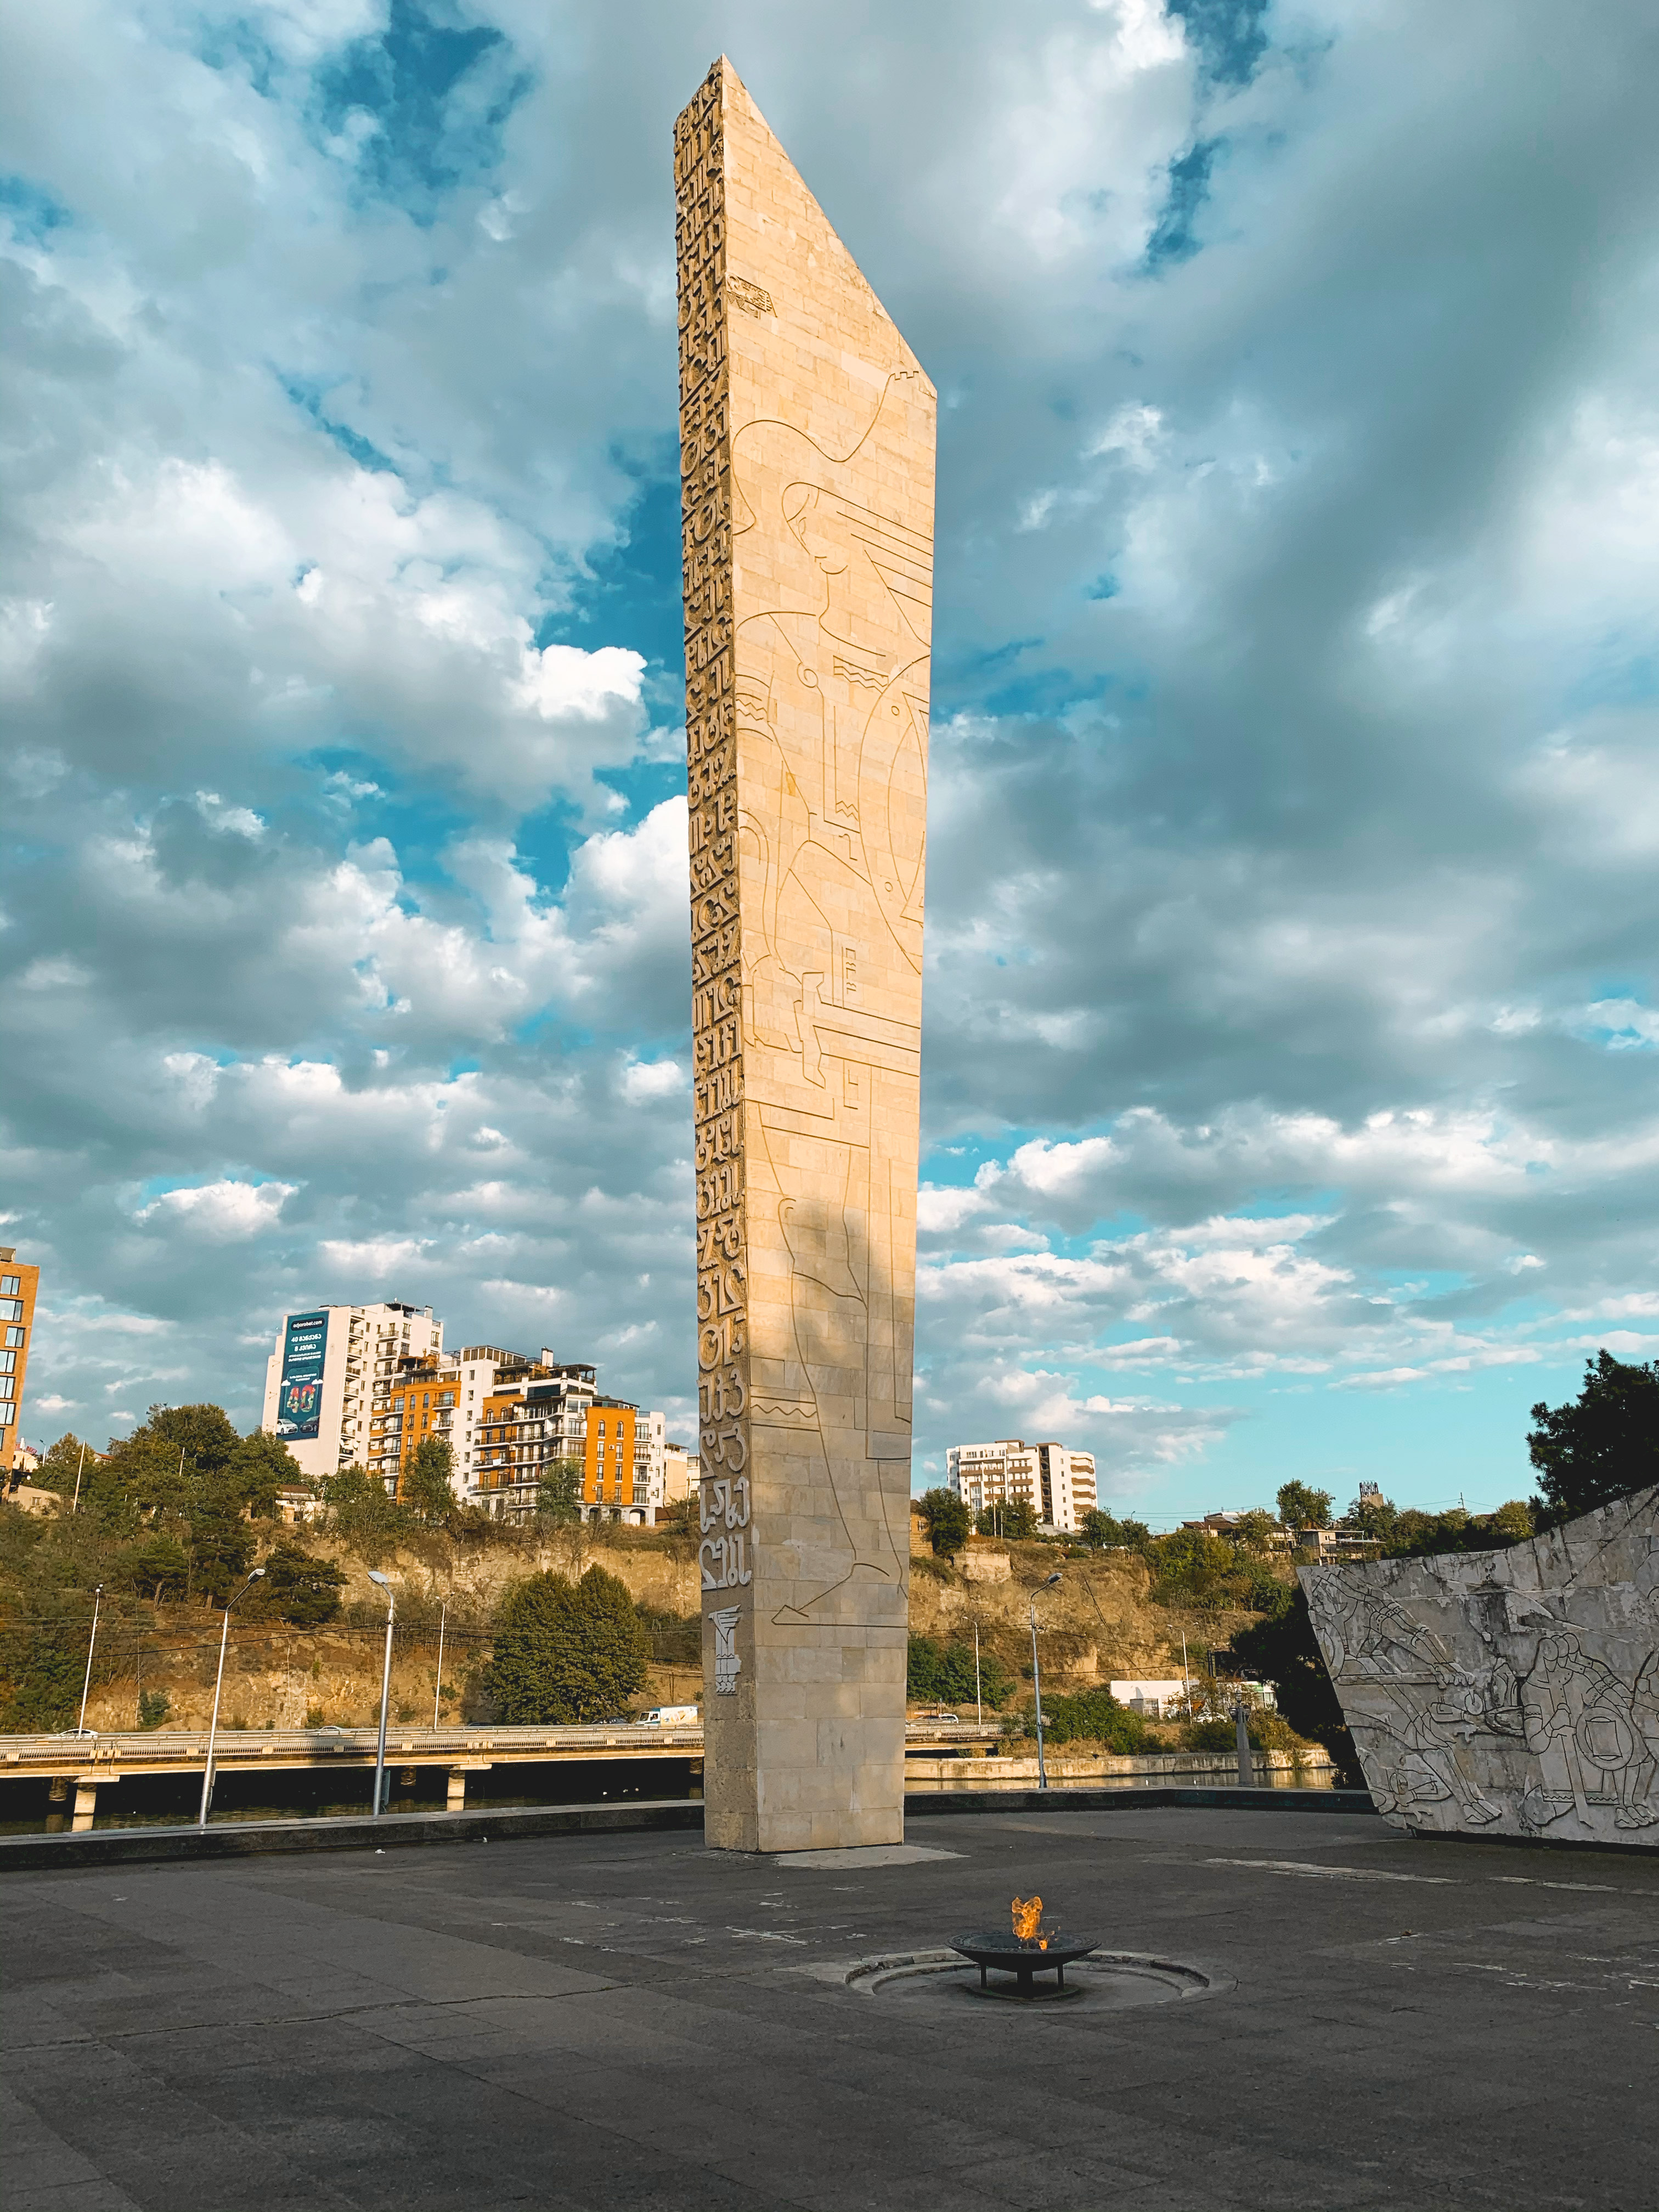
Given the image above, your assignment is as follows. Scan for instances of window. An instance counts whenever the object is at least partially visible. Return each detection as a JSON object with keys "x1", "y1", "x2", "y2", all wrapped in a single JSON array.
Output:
[
  {"x1": 0, "y1": 1352, "x2": 12, "y2": 1374},
  {"x1": 4, "y1": 1328, "x2": 21, "y2": 1348},
  {"x1": 0, "y1": 1301, "x2": 19, "y2": 1323},
  {"x1": 0, "y1": 1276, "x2": 17, "y2": 1295}
]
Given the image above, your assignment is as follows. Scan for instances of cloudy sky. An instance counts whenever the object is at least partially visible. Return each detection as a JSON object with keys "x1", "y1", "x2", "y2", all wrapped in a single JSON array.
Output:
[{"x1": 5, "y1": 0, "x2": 1658, "y2": 1520}]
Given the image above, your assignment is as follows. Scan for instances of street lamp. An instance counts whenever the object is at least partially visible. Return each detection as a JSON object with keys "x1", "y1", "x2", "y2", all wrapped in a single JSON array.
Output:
[
  {"x1": 366, "y1": 1570, "x2": 396, "y2": 1816},
  {"x1": 76, "y1": 1585, "x2": 104, "y2": 1736},
  {"x1": 198, "y1": 1569, "x2": 266, "y2": 1829},
  {"x1": 1029, "y1": 1572, "x2": 1062, "y2": 1790}
]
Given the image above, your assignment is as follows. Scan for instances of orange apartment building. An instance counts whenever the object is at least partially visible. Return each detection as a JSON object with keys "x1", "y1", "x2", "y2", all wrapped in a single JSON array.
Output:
[
  {"x1": 0, "y1": 1247, "x2": 40, "y2": 1476},
  {"x1": 582, "y1": 1400, "x2": 637, "y2": 1514}
]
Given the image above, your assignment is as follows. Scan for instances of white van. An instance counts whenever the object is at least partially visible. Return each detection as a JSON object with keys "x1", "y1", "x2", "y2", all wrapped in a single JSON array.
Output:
[{"x1": 642, "y1": 1705, "x2": 699, "y2": 1726}]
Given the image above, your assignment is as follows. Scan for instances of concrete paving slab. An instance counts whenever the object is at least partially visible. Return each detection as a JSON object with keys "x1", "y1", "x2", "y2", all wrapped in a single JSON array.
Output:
[{"x1": 3, "y1": 1804, "x2": 1651, "y2": 2210}]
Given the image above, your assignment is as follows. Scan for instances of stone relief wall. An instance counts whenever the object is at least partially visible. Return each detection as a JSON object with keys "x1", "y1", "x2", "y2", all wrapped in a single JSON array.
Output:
[
  {"x1": 675, "y1": 58, "x2": 935, "y2": 1851},
  {"x1": 1303, "y1": 1487, "x2": 1659, "y2": 1847}
]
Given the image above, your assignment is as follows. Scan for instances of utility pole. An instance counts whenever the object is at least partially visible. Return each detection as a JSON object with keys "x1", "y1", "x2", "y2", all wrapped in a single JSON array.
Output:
[
  {"x1": 71, "y1": 1442, "x2": 86, "y2": 1513},
  {"x1": 974, "y1": 1618, "x2": 983, "y2": 1728},
  {"x1": 432, "y1": 1601, "x2": 447, "y2": 1731},
  {"x1": 1029, "y1": 1573, "x2": 1062, "y2": 1789}
]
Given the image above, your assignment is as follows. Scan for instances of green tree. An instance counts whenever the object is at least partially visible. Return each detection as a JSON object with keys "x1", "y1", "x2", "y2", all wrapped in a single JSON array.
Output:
[
  {"x1": 534, "y1": 1457, "x2": 584, "y2": 1525},
  {"x1": 137, "y1": 1688, "x2": 172, "y2": 1729},
  {"x1": 242, "y1": 1541, "x2": 346, "y2": 1627},
  {"x1": 917, "y1": 1486, "x2": 971, "y2": 1558},
  {"x1": 484, "y1": 1565, "x2": 649, "y2": 1723},
  {"x1": 403, "y1": 1435, "x2": 458, "y2": 1524},
  {"x1": 223, "y1": 1430, "x2": 299, "y2": 1519},
  {"x1": 1147, "y1": 1526, "x2": 1240, "y2": 1610},
  {"x1": 1528, "y1": 1351, "x2": 1659, "y2": 1526},
  {"x1": 188, "y1": 1510, "x2": 253, "y2": 1606},
  {"x1": 1488, "y1": 1499, "x2": 1535, "y2": 1543},
  {"x1": 1079, "y1": 1508, "x2": 1152, "y2": 1551},
  {"x1": 907, "y1": 1632, "x2": 1015, "y2": 1708},
  {"x1": 36, "y1": 1432, "x2": 96, "y2": 1499},
  {"x1": 91, "y1": 1403, "x2": 242, "y2": 1522},
  {"x1": 322, "y1": 1465, "x2": 406, "y2": 1547},
  {"x1": 1276, "y1": 1481, "x2": 1333, "y2": 1530},
  {"x1": 977, "y1": 1498, "x2": 1039, "y2": 1542},
  {"x1": 120, "y1": 1533, "x2": 191, "y2": 1602},
  {"x1": 1382, "y1": 1501, "x2": 1534, "y2": 1559},
  {"x1": 0, "y1": 1585, "x2": 99, "y2": 1731}
]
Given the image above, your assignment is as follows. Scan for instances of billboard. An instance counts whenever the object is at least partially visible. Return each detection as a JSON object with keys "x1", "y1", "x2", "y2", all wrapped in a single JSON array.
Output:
[{"x1": 276, "y1": 1311, "x2": 329, "y2": 1440}]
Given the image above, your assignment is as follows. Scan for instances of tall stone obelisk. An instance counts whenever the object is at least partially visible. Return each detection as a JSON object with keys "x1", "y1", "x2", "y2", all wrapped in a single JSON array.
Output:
[{"x1": 676, "y1": 59, "x2": 935, "y2": 1852}]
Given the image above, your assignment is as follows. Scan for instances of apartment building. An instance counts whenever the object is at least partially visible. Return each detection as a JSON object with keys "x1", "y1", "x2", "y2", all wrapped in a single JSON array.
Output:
[
  {"x1": 261, "y1": 1302, "x2": 442, "y2": 1482},
  {"x1": 472, "y1": 1363, "x2": 599, "y2": 1518},
  {"x1": 0, "y1": 1248, "x2": 40, "y2": 1476},
  {"x1": 469, "y1": 1374, "x2": 672, "y2": 1526},
  {"x1": 945, "y1": 1438, "x2": 1098, "y2": 1534},
  {"x1": 259, "y1": 1306, "x2": 672, "y2": 1520},
  {"x1": 369, "y1": 1345, "x2": 556, "y2": 1499},
  {"x1": 664, "y1": 1442, "x2": 692, "y2": 1505}
]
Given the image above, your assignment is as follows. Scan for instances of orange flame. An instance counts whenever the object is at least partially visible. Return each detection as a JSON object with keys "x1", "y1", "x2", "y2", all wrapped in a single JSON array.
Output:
[{"x1": 1011, "y1": 1894, "x2": 1042, "y2": 1942}]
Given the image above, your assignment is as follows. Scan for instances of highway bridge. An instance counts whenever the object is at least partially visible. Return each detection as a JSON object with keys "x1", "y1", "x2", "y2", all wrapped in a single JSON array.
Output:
[{"x1": 1, "y1": 1718, "x2": 1002, "y2": 1830}]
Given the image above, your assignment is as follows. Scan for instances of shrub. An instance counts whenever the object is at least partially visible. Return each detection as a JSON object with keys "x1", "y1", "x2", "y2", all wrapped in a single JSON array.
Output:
[
  {"x1": 137, "y1": 1688, "x2": 172, "y2": 1729},
  {"x1": 1008, "y1": 1688, "x2": 1152, "y2": 1752}
]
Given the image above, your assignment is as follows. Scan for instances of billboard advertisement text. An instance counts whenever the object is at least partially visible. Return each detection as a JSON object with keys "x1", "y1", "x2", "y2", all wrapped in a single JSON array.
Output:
[{"x1": 278, "y1": 1311, "x2": 329, "y2": 1441}]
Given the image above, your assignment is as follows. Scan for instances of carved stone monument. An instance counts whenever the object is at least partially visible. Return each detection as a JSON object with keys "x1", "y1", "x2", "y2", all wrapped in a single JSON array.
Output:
[
  {"x1": 676, "y1": 58, "x2": 934, "y2": 1850},
  {"x1": 1304, "y1": 1487, "x2": 1659, "y2": 1847}
]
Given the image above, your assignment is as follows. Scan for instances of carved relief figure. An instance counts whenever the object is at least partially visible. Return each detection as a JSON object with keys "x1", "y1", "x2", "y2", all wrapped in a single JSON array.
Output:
[
  {"x1": 1303, "y1": 1488, "x2": 1659, "y2": 1849},
  {"x1": 729, "y1": 373, "x2": 931, "y2": 1621}
]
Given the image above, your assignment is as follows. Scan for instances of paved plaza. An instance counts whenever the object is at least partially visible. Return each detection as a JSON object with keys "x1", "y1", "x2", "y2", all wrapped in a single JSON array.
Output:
[{"x1": 4, "y1": 1803, "x2": 1654, "y2": 2209}]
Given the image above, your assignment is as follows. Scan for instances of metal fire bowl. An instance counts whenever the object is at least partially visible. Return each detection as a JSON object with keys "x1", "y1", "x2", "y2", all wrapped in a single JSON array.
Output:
[{"x1": 950, "y1": 1932, "x2": 1100, "y2": 2001}]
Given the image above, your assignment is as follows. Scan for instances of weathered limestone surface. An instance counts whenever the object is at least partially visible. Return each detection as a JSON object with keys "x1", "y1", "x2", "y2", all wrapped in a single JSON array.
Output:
[
  {"x1": 676, "y1": 58, "x2": 935, "y2": 1850},
  {"x1": 1304, "y1": 1487, "x2": 1659, "y2": 1847}
]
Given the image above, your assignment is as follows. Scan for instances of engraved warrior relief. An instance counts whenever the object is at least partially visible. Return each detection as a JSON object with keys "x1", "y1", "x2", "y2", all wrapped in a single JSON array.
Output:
[
  {"x1": 1306, "y1": 1515, "x2": 1659, "y2": 1840},
  {"x1": 728, "y1": 369, "x2": 932, "y2": 1623}
]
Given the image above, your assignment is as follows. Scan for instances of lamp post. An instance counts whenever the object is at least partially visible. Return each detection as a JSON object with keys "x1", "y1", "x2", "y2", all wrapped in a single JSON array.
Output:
[
  {"x1": 198, "y1": 1569, "x2": 266, "y2": 1828},
  {"x1": 432, "y1": 1600, "x2": 447, "y2": 1731},
  {"x1": 1029, "y1": 1572, "x2": 1062, "y2": 1790},
  {"x1": 76, "y1": 1585, "x2": 104, "y2": 1736},
  {"x1": 367, "y1": 1570, "x2": 396, "y2": 1815}
]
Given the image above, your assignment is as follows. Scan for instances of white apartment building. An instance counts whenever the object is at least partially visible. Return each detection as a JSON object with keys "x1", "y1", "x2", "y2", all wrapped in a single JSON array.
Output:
[
  {"x1": 633, "y1": 1408, "x2": 668, "y2": 1518},
  {"x1": 262, "y1": 1302, "x2": 442, "y2": 1482},
  {"x1": 945, "y1": 1438, "x2": 1099, "y2": 1534}
]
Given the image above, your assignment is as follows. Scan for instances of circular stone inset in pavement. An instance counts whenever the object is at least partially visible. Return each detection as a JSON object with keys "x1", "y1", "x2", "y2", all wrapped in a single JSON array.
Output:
[{"x1": 842, "y1": 1949, "x2": 1222, "y2": 2011}]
